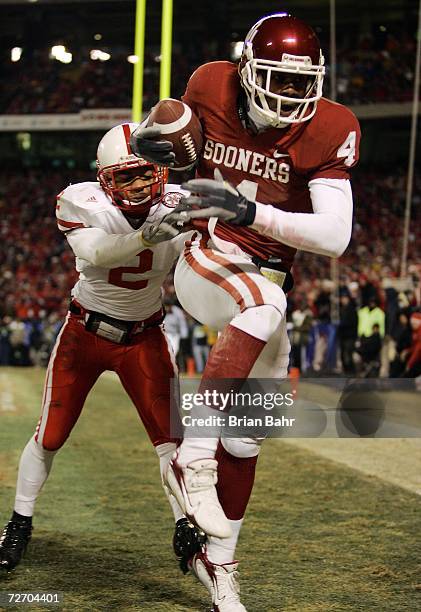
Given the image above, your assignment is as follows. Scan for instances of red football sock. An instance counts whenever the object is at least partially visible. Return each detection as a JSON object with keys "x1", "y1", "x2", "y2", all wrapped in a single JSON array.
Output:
[
  {"x1": 198, "y1": 324, "x2": 266, "y2": 405},
  {"x1": 177, "y1": 325, "x2": 266, "y2": 465},
  {"x1": 215, "y1": 441, "x2": 258, "y2": 520}
]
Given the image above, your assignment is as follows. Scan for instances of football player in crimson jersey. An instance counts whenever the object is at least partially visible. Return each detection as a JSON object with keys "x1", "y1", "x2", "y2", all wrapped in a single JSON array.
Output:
[
  {"x1": 0, "y1": 123, "x2": 211, "y2": 576},
  {"x1": 132, "y1": 13, "x2": 360, "y2": 610}
]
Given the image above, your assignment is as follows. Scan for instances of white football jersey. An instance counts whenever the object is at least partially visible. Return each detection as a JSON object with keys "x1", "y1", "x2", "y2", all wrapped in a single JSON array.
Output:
[{"x1": 56, "y1": 181, "x2": 190, "y2": 320}]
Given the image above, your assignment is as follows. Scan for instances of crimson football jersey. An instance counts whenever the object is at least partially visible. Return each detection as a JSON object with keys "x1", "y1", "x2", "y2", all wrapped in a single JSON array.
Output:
[{"x1": 182, "y1": 61, "x2": 361, "y2": 269}]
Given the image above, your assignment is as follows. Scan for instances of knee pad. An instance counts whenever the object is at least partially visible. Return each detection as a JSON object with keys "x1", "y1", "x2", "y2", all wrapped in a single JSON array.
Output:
[
  {"x1": 232, "y1": 304, "x2": 284, "y2": 343},
  {"x1": 221, "y1": 437, "x2": 262, "y2": 459}
]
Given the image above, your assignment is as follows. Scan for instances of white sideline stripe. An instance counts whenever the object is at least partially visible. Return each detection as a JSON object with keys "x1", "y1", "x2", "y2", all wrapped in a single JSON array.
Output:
[
  {"x1": 191, "y1": 247, "x2": 257, "y2": 305},
  {"x1": 281, "y1": 437, "x2": 421, "y2": 497},
  {"x1": 37, "y1": 313, "x2": 70, "y2": 444},
  {"x1": 152, "y1": 103, "x2": 192, "y2": 134}
]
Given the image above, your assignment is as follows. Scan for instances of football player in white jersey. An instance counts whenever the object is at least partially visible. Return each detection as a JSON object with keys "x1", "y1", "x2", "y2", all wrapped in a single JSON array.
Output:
[{"x1": 0, "y1": 123, "x2": 208, "y2": 575}]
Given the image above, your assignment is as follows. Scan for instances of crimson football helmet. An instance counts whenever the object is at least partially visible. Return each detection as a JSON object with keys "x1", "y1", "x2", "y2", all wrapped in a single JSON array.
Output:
[
  {"x1": 97, "y1": 123, "x2": 168, "y2": 214},
  {"x1": 239, "y1": 13, "x2": 325, "y2": 127}
]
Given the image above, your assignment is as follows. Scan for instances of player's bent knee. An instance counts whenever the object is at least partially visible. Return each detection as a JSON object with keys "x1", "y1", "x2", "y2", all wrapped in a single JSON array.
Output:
[
  {"x1": 233, "y1": 303, "x2": 284, "y2": 342},
  {"x1": 262, "y1": 284, "x2": 287, "y2": 316},
  {"x1": 221, "y1": 437, "x2": 262, "y2": 458},
  {"x1": 258, "y1": 303, "x2": 284, "y2": 333}
]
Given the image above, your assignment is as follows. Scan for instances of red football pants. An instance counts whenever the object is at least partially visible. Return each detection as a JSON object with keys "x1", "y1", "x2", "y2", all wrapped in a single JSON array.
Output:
[{"x1": 35, "y1": 313, "x2": 178, "y2": 450}]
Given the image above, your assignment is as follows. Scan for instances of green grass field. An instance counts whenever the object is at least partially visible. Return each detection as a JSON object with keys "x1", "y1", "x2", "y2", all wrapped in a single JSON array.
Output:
[{"x1": 1, "y1": 367, "x2": 420, "y2": 611}]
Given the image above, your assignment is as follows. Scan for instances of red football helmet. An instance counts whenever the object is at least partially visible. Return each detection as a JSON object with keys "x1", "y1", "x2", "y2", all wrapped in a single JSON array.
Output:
[
  {"x1": 239, "y1": 13, "x2": 325, "y2": 127},
  {"x1": 97, "y1": 123, "x2": 168, "y2": 214}
]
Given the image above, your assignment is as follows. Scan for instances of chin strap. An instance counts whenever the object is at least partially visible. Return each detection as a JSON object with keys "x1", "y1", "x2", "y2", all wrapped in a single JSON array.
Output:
[
  {"x1": 238, "y1": 91, "x2": 289, "y2": 133},
  {"x1": 121, "y1": 194, "x2": 151, "y2": 208}
]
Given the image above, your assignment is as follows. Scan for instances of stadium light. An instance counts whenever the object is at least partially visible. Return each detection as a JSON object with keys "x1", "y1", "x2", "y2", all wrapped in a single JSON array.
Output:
[
  {"x1": 16, "y1": 133, "x2": 31, "y2": 151},
  {"x1": 230, "y1": 41, "x2": 243, "y2": 61},
  {"x1": 50, "y1": 45, "x2": 72, "y2": 64},
  {"x1": 90, "y1": 49, "x2": 111, "y2": 61},
  {"x1": 128, "y1": 55, "x2": 139, "y2": 64},
  {"x1": 11, "y1": 47, "x2": 22, "y2": 62}
]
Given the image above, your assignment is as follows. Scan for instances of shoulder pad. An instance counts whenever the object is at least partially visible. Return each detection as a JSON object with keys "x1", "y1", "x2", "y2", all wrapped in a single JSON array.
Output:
[{"x1": 56, "y1": 182, "x2": 106, "y2": 232}]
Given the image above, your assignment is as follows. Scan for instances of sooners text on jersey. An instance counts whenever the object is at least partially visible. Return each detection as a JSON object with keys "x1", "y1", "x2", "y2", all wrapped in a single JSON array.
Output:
[{"x1": 182, "y1": 61, "x2": 361, "y2": 269}]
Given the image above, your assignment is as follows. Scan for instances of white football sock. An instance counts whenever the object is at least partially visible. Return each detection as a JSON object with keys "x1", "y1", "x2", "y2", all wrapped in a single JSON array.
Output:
[
  {"x1": 156, "y1": 442, "x2": 184, "y2": 522},
  {"x1": 14, "y1": 436, "x2": 57, "y2": 517},
  {"x1": 176, "y1": 437, "x2": 220, "y2": 467},
  {"x1": 206, "y1": 518, "x2": 243, "y2": 564}
]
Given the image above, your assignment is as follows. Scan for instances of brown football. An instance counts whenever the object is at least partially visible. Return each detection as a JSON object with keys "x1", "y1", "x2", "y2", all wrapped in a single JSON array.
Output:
[{"x1": 145, "y1": 98, "x2": 203, "y2": 170}]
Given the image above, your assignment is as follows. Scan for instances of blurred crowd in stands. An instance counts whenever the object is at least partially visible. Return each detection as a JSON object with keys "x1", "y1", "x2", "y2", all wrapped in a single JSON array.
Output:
[
  {"x1": 1, "y1": 28, "x2": 417, "y2": 114},
  {"x1": 0, "y1": 167, "x2": 420, "y2": 377},
  {"x1": 334, "y1": 31, "x2": 416, "y2": 104}
]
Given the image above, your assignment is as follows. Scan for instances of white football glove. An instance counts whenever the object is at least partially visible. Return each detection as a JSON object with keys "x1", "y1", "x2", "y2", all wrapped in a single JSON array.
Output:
[
  {"x1": 140, "y1": 201, "x2": 221, "y2": 245},
  {"x1": 141, "y1": 208, "x2": 191, "y2": 244}
]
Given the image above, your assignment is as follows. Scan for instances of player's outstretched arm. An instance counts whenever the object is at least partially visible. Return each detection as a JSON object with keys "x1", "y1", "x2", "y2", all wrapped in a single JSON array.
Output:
[
  {"x1": 130, "y1": 126, "x2": 175, "y2": 166},
  {"x1": 251, "y1": 178, "x2": 353, "y2": 258},
  {"x1": 140, "y1": 202, "x2": 222, "y2": 245},
  {"x1": 66, "y1": 226, "x2": 160, "y2": 268},
  {"x1": 63, "y1": 200, "x2": 217, "y2": 267},
  {"x1": 181, "y1": 170, "x2": 353, "y2": 258}
]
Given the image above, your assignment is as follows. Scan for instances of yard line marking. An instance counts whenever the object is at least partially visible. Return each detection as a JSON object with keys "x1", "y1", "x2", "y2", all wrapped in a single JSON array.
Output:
[{"x1": 281, "y1": 438, "x2": 421, "y2": 496}]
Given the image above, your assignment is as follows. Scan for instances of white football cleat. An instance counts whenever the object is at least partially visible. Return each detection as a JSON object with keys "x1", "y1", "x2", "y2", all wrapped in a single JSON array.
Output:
[
  {"x1": 190, "y1": 550, "x2": 247, "y2": 612},
  {"x1": 164, "y1": 453, "x2": 232, "y2": 539}
]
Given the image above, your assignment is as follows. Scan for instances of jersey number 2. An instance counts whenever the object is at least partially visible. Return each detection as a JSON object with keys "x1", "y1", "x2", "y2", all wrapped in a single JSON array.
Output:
[{"x1": 108, "y1": 249, "x2": 153, "y2": 289}]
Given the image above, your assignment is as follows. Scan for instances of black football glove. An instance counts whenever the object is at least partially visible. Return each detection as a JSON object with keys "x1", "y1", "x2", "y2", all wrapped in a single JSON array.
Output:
[
  {"x1": 129, "y1": 126, "x2": 175, "y2": 166},
  {"x1": 180, "y1": 168, "x2": 256, "y2": 226}
]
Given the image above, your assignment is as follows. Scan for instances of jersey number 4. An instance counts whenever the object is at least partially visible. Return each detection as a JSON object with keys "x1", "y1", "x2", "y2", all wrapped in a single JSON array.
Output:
[
  {"x1": 337, "y1": 131, "x2": 356, "y2": 167},
  {"x1": 108, "y1": 249, "x2": 153, "y2": 289}
]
